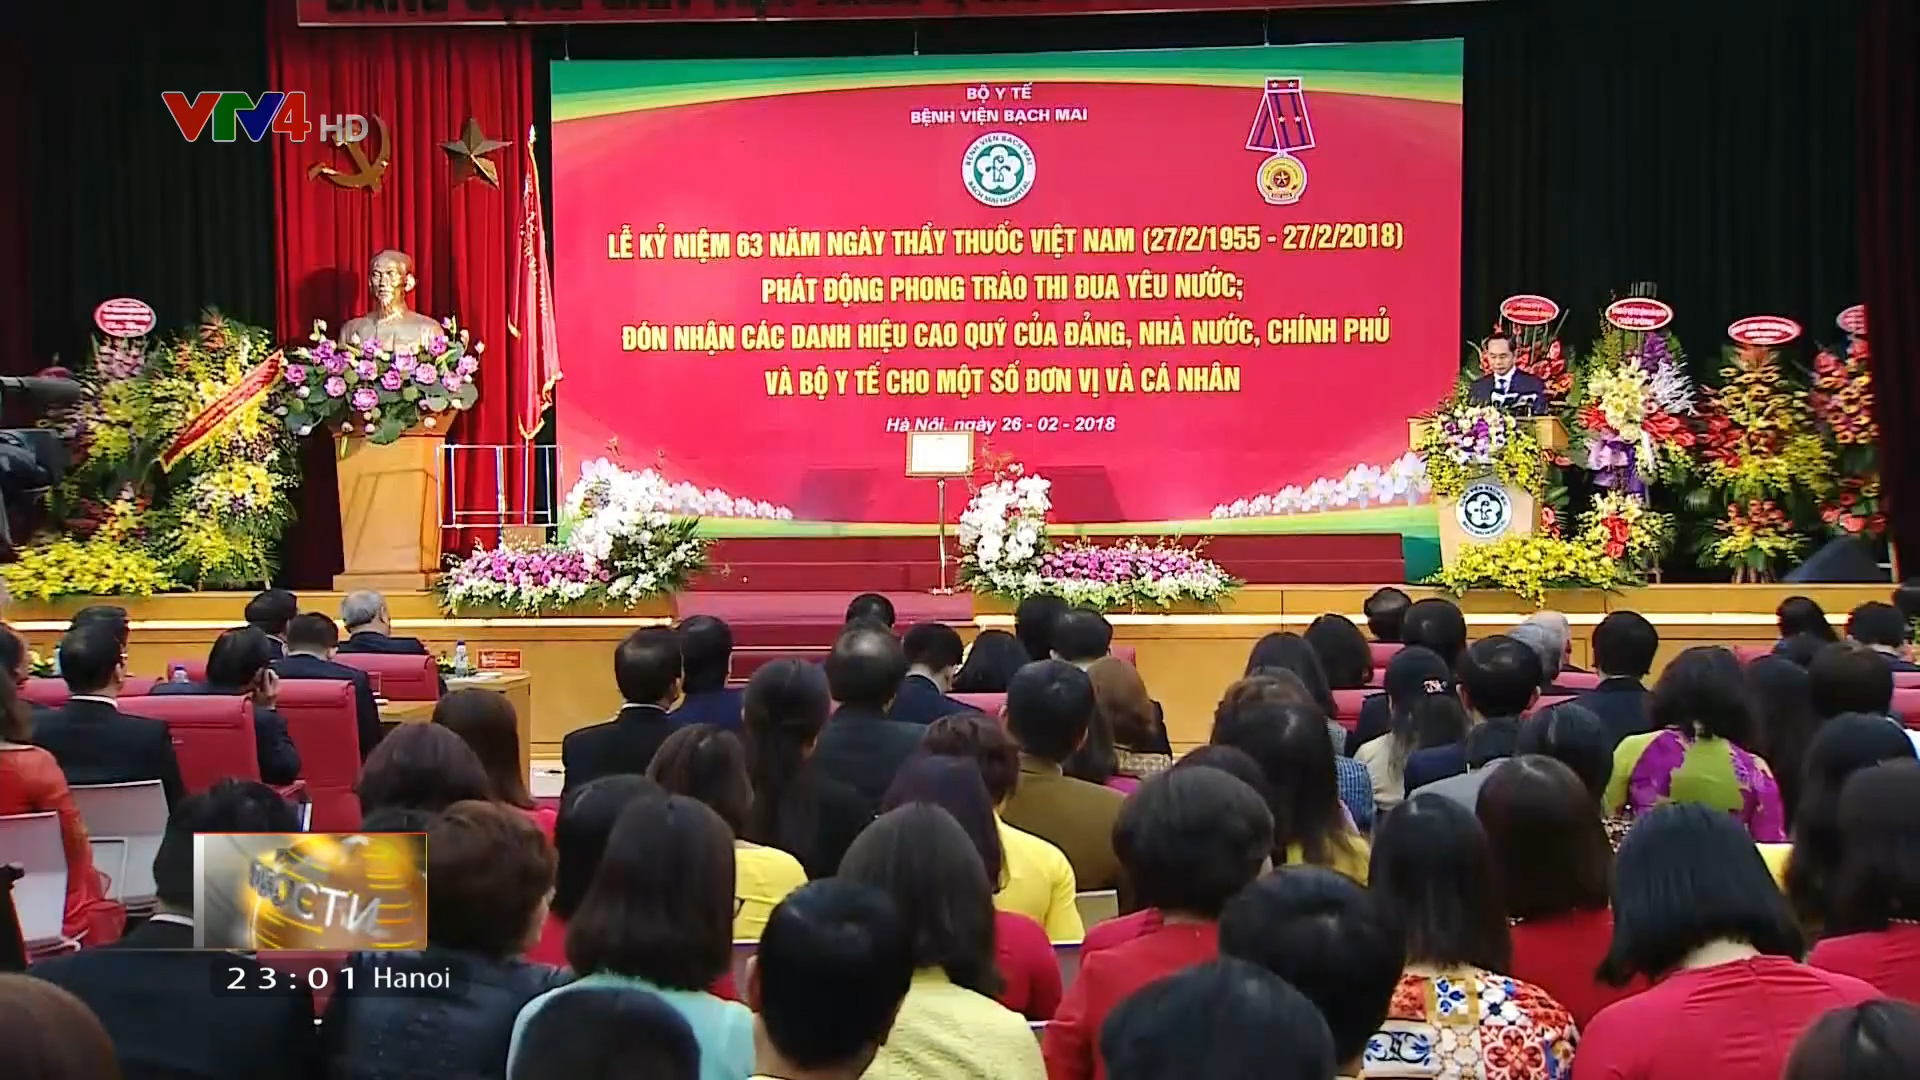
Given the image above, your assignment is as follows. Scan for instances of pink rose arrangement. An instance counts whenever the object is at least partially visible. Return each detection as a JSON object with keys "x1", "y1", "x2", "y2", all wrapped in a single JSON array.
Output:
[{"x1": 276, "y1": 318, "x2": 482, "y2": 444}]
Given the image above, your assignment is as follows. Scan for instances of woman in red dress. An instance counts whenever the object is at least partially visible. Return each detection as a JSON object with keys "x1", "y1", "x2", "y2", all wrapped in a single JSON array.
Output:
[
  {"x1": 1807, "y1": 760, "x2": 1920, "y2": 1001},
  {"x1": 0, "y1": 675, "x2": 124, "y2": 945}
]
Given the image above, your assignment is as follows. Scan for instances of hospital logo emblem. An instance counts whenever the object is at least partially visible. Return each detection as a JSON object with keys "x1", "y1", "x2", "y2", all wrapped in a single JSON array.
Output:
[
  {"x1": 1457, "y1": 482, "x2": 1514, "y2": 540},
  {"x1": 963, "y1": 132, "x2": 1036, "y2": 208}
]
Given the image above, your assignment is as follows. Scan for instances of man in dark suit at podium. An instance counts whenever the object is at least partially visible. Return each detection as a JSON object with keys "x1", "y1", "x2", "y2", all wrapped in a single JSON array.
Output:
[{"x1": 1468, "y1": 332, "x2": 1546, "y2": 414}]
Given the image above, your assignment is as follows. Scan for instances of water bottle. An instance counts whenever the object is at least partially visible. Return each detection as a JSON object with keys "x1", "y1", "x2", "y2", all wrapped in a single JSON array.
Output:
[
  {"x1": 170, "y1": 664, "x2": 188, "y2": 684},
  {"x1": 452, "y1": 640, "x2": 470, "y2": 678}
]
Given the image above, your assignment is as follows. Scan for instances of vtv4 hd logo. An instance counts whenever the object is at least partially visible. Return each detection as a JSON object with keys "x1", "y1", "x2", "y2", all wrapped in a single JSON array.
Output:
[{"x1": 163, "y1": 92, "x2": 367, "y2": 144}]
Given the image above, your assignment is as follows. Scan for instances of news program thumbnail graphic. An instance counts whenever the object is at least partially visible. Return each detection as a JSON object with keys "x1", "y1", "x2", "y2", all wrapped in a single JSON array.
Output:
[{"x1": 193, "y1": 832, "x2": 427, "y2": 951}]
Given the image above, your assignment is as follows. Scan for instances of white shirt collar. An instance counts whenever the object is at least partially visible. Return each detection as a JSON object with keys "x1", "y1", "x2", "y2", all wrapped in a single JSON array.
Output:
[
  {"x1": 68, "y1": 694, "x2": 119, "y2": 709},
  {"x1": 148, "y1": 912, "x2": 194, "y2": 927}
]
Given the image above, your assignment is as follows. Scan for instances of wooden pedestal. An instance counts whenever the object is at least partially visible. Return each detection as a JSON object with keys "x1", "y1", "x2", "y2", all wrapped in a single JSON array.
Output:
[{"x1": 335, "y1": 434, "x2": 444, "y2": 591}]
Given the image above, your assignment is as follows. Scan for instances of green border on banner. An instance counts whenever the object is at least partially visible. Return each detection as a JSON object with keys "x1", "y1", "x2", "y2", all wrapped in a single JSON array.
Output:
[{"x1": 552, "y1": 41, "x2": 1464, "y2": 120}]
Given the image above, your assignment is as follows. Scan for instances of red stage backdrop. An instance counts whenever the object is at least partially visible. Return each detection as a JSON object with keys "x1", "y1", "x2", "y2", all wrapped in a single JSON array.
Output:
[{"x1": 551, "y1": 43, "x2": 1462, "y2": 525}]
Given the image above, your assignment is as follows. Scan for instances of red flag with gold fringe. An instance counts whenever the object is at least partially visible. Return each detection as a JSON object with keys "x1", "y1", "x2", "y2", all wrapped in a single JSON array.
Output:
[{"x1": 510, "y1": 125, "x2": 561, "y2": 442}]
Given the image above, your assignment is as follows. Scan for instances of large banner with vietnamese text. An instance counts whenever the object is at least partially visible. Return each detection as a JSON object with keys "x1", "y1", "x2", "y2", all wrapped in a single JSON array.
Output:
[{"x1": 551, "y1": 42, "x2": 1462, "y2": 526}]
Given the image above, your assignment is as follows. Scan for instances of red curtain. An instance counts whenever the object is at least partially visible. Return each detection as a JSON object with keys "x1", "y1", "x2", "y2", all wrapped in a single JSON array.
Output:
[
  {"x1": 1859, "y1": 0, "x2": 1920, "y2": 577},
  {"x1": 267, "y1": 0, "x2": 533, "y2": 586}
]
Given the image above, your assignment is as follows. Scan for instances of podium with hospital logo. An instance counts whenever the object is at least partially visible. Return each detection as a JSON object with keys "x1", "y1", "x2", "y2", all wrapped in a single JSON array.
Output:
[{"x1": 1409, "y1": 415, "x2": 1567, "y2": 567}]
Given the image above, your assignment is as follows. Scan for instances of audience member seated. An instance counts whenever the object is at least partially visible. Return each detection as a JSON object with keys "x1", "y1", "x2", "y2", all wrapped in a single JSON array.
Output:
[
  {"x1": 1215, "y1": 670, "x2": 1372, "y2": 829},
  {"x1": 1747, "y1": 655, "x2": 1821, "y2": 830},
  {"x1": 1528, "y1": 610, "x2": 1585, "y2": 673},
  {"x1": 739, "y1": 659, "x2": 871, "y2": 881},
  {"x1": 507, "y1": 985, "x2": 700, "y2": 1080},
  {"x1": 1304, "y1": 613, "x2": 1374, "y2": 691},
  {"x1": 275, "y1": 611, "x2": 382, "y2": 760},
  {"x1": 811, "y1": 624, "x2": 924, "y2": 813},
  {"x1": 1779, "y1": 594, "x2": 1841, "y2": 647},
  {"x1": 1807, "y1": 759, "x2": 1920, "y2": 1000},
  {"x1": 744, "y1": 880, "x2": 914, "y2": 1080},
  {"x1": 1480, "y1": 755, "x2": 1640, "y2": 1026},
  {"x1": 882, "y1": 756, "x2": 1061, "y2": 1020},
  {"x1": 32, "y1": 780, "x2": 313, "y2": 1078},
  {"x1": 1510, "y1": 619, "x2": 1576, "y2": 695},
  {"x1": 650, "y1": 724, "x2": 806, "y2": 941},
  {"x1": 0, "y1": 974, "x2": 123, "y2": 1079},
  {"x1": 1213, "y1": 701, "x2": 1369, "y2": 882},
  {"x1": 1043, "y1": 767, "x2": 1274, "y2": 1080},
  {"x1": 1848, "y1": 601, "x2": 1920, "y2": 672},
  {"x1": 561, "y1": 627, "x2": 683, "y2": 796},
  {"x1": 323, "y1": 800, "x2": 567, "y2": 1080},
  {"x1": 1062, "y1": 677, "x2": 1129, "y2": 793},
  {"x1": 527, "y1": 775, "x2": 661, "y2": 969},
  {"x1": 0, "y1": 674, "x2": 123, "y2": 945},
  {"x1": 1014, "y1": 593, "x2": 1069, "y2": 662},
  {"x1": 1579, "y1": 803, "x2": 1877, "y2": 1080},
  {"x1": 891, "y1": 622, "x2": 970, "y2": 726},
  {"x1": 1345, "y1": 597, "x2": 1467, "y2": 755},
  {"x1": 1000, "y1": 660, "x2": 1125, "y2": 890},
  {"x1": 1354, "y1": 646, "x2": 1466, "y2": 813},
  {"x1": 1051, "y1": 607, "x2": 1114, "y2": 668},
  {"x1": 336, "y1": 589, "x2": 431, "y2": 655},
  {"x1": 1245, "y1": 631, "x2": 1340, "y2": 718},
  {"x1": 243, "y1": 588, "x2": 298, "y2": 658},
  {"x1": 670, "y1": 615, "x2": 743, "y2": 734},
  {"x1": 1786, "y1": 1001, "x2": 1920, "y2": 1080},
  {"x1": 1088, "y1": 656, "x2": 1172, "y2": 786},
  {"x1": 1406, "y1": 635, "x2": 1538, "y2": 800},
  {"x1": 436, "y1": 688, "x2": 553, "y2": 838},
  {"x1": 1809, "y1": 640, "x2": 1920, "y2": 753},
  {"x1": 1515, "y1": 702, "x2": 1624, "y2": 848},
  {"x1": 31, "y1": 621, "x2": 183, "y2": 807},
  {"x1": 0, "y1": 625, "x2": 53, "y2": 729},
  {"x1": 1784, "y1": 714, "x2": 1918, "y2": 935},
  {"x1": 356, "y1": 721, "x2": 493, "y2": 816},
  {"x1": 952, "y1": 629, "x2": 1029, "y2": 694},
  {"x1": 1099, "y1": 959, "x2": 1335, "y2": 1080},
  {"x1": 1574, "y1": 610, "x2": 1660, "y2": 748},
  {"x1": 1364, "y1": 794, "x2": 1577, "y2": 1078},
  {"x1": 839, "y1": 804, "x2": 1045, "y2": 1080},
  {"x1": 1606, "y1": 646, "x2": 1786, "y2": 841},
  {"x1": 845, "y1": 592, "x2": 896, "y2": 630},
  {"x1": 1220, "y1": 867, "x2": 1406, "y2": 1080},
  {"x1": 68, "y1": 604, "x2": 132, "y2": 655},
  {"x1": 1778, "y1": 632, "x2": 1833, "y2": 669},
  {"x1": 922, "y1": 712, "x2": 1083, "y2": 941},
  {"x1": 150, "y1": 626, "x2": 302, "y2": 784},
  {"x1": 512, "y1": 795, "x2": 752, "y2": 1080},
  {"x1": 1364, "y1": 586, "x2": 1411, "y2": 644}
]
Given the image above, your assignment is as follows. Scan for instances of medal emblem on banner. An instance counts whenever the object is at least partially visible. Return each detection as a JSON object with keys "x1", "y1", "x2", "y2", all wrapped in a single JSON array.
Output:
[{"x1": 1247, "y1": 77, "x2": 1315, "y2": 206}]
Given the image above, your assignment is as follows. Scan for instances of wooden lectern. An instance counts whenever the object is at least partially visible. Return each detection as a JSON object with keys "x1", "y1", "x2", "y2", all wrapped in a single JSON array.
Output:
[
  {"x1": 334, "y1": 433, "x2": 445, "y2": 591},
  {"x1": 1409, "y1": 416, "x2": 1567, "y2": 567}
]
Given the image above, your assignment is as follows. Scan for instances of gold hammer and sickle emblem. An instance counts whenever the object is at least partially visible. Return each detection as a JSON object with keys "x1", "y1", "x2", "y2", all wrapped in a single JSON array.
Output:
[{"x1": 307, "y1": 115, "x2": 392, "y2": 193}]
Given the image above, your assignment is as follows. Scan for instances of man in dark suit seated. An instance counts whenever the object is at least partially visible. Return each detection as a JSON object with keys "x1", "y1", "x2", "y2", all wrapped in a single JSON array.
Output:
[
  {"x1": 845, "y1": 592, "x2": 897, "y2": 631},
  {"x1": 669, "y1": 615, "x2": 743, "y2": 733},
  {"x1": 1345, "y1": 598, "x2": 1469, "y2": 756},
  {"x1": 30, "y1": 621, "x2": 185, "y2": 808},
  {"x1": 890, "y1": 622, "x2": 970, "y2": 727},
  {"x1": 562, "y1": 626, "x2": 683, "y2": 796},
  {"x1": 1847, "y1": 601, "x2": 1920, "y2": 673},
  {"x1": 1573, "y1": 610, "x2": 1659, "y2": 749},
  {"x1": 30, "y1": 779, "x2": 318, "y2": 1076},
  {"x1": 1363, "y1": 586, "x2": 1410, "y2": 643},
  {"x1": 243, "y1": 588, "x2": 297, "y2": 660},
  {"x1": 811, "y1": 624, "x2": 925, "y2": 813},
  {"x1": 336, "y1": 589, "x2": 429, "y2": 655},
  {"x1": 1407, "y1": 636, "x2": 1538, "y2": 805},
  {"x1": 1467, "y1": 331, "x2": 1546, "y2": 414},
  {"x1": 274, "y1": 611, "x2": 384, "y2": 760},
  {"x1": 151, "y1": 627, "x2": 302, "y2": 785},
  {"x1": 1509, "y1": 618, "x2": 1586, "y2": 696}
]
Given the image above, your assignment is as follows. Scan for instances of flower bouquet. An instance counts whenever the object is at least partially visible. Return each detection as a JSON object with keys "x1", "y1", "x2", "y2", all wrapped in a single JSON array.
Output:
[
  {"x1": 1811, "y1": 338, "x2": 1883, "y2": 538},
  {"x1": 957, "y1": 464, "x2": 1052, "y2": 597},
  {"x1": 1210, "y1": 454, "x2": 1428, "y2": 519},
  {"x1": 1, "y1": 498, "x2": 175, "y2": 601},
  {"x1": 1574, "y1": 333, "x2": 1696, "y2": 497},
  {"x1": 1709, "y1": 500, "x2": 1804, "y2": 583},
  {"x1": 437, "y1": 544, "x2": 607, "y2": 614},
  {"x1": 278, "y1": 320, "x2": 481, "y2": 444},
  {"x1": 1413, "y1": 403, "x2": 1544, "y2": 502},
  {"x1": 1426, "y1": 533, "x2": 1621, "y2": 606},
  {"x1": 1576, "y1": 492, "x2": 1673, "y2": 580}
]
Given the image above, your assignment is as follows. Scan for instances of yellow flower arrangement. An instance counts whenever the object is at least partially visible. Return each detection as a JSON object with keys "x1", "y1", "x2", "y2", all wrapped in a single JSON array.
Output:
[
  {"x1": 1, "y1": 534, "x2": 174, "y2": 601},
  {"x1": 1575, "y1": 492, "x2": 1673, "y2": 573},
  {"x1": 1427, "y1": 533, "x2": 1620, "y2": 605}
]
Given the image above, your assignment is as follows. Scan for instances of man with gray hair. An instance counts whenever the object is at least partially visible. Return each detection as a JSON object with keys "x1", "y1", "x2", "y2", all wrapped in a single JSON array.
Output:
[
  {"x1": 1508, "y1": 621, "x2": 1564, "y2": 695},
  {"x1": 1523, "y1": 610, "x2": 1586, "y2": 673},
  {"x1": 336, "y1": 589, "x2": 430, "y2": 656}
]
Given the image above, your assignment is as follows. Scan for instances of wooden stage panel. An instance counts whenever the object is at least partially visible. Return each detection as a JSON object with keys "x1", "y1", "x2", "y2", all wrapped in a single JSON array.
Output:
[{"x1": 7, "y1": 584, "x2": 1895, "y2": 758}]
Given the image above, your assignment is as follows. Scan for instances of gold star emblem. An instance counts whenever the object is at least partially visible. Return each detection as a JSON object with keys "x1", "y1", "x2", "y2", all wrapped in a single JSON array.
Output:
[{"x1": 441, "y1": 117, "x2": 512, "y2": 188}]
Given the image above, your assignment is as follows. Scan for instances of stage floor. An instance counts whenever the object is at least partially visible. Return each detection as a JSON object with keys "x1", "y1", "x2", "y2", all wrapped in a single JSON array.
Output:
[{"x1": 8, "y1": 584, "x2": 1894, "y2": 755}]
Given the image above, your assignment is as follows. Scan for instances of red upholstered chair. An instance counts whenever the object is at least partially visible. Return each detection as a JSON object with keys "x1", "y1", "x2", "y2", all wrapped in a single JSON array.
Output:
[
  {"x1": 21, "y1": 678, "x2": 69, "y2": 708},
  {"x1": 273, "y1": 679, "x2": 362, "y2": 831},
  {"x1": 953, "y1": 692, "x2": 1007, "y2": 718},
  {"x1": 1112, "y1": 646, "x2": 1137, "y2": 666},
  {"x1": 1894, "y1": 671, "x2": 1920, "y2": 690},
  {"x1": 1733, "y1": 645, "x2": 1773, "y2": 666},
  {"x1": 1329, "y1": 688, "x2": 1373, "y2": 732},
  {"x1": 1368, "y1": 641, "x2": 1403, "y2": 668},
  {"x1": 121, "y1": 677, "x2": 159, "y2": 698},
  {"x1": 127, "y1": 694, "x2": 260, "y2": 792},
  {"x1": 335, "y1": 653, "x2": 439, "y2": 701},
  {"x1": 1894, "y1": 688, "x2": 1920, "y2": 730},
  {"x1": 1554, "y1": 671, "x2": 1602, "y2": 691},
  {"x1": 164, "y1": 660, "x2": 208, "y2": 683}
]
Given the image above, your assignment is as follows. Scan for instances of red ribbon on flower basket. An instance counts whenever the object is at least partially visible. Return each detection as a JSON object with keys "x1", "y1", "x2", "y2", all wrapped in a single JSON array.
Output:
[{"x1": 158, "y1": 348, "x2": 285, "y2": 472}]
